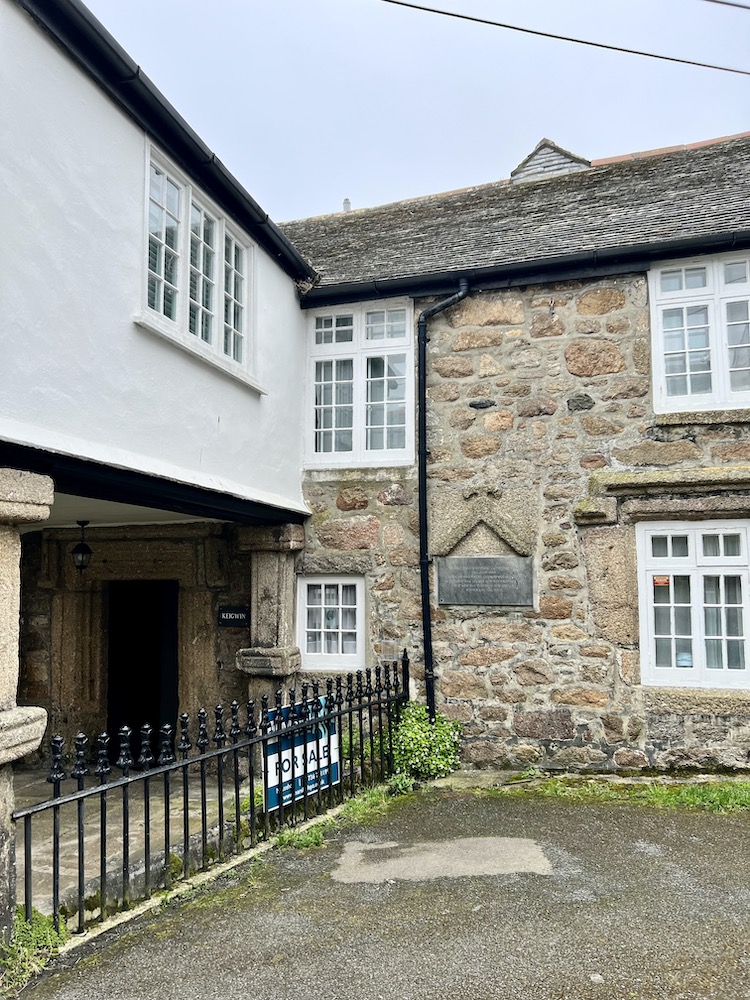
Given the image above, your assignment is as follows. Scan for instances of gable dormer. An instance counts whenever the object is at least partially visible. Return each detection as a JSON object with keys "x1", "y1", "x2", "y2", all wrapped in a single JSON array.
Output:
[{"x1": 510, "y1": 138, "x2": 591, "y2": 184}]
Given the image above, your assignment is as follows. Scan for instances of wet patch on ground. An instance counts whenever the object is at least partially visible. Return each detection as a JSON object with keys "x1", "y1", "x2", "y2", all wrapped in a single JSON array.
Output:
[{"x1": 331, "y1": 836, "x2": 552, "y2": 883}]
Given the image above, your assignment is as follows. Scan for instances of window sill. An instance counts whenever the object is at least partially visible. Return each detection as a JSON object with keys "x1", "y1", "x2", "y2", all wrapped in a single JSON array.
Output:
[
  {"x1": 654, "y1": 408, "x2": 750, "y2": 425},
  {"x1": 304, "y1": 456, "x2": 415, "y2": 472},
  {"x1": 134, "y1": 314, "x2": 267, "y2": 395},
  {"x1": 299, "y1": 663, "x2": 365, "y2": 674}
]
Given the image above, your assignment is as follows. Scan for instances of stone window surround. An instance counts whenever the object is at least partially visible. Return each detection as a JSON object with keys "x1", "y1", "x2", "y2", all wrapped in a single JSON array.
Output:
[
  {"x1": 648, "y1": 251, "x2": 750, "y2": 416},
  {"x1": 576, "y1": 465, "x2": 750, "y2": 699},
  {"x1": 636, "y1": 519, "x2": 750, "y2": 690},
  {"x1": 296, "y1": 574, "x2": 365, "y2": 670}
]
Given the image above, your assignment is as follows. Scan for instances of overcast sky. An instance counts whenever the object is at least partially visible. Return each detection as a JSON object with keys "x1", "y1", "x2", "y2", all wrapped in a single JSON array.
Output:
[{"x1": 84, "y1": 0, "x2": 749, "y2": 222}]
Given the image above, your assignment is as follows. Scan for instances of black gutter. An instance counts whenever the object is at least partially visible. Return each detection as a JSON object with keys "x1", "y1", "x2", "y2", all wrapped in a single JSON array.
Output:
[
  {"x1": 296, "y1": 232, "x2": 750, "y2": 308},
  {"x1": 417, "y1": 280, "x2": 469, "y2": 723},
  {"x1": 0, "y1": 442, "x2": 307, "y2": 526},
  {"x1": 15, "y1": 0, "x2": 316, "y2": 285}
]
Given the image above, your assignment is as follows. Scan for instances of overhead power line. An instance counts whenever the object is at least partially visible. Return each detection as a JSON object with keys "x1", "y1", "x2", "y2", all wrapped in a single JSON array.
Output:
[
  {"x1": 378, "y1": 0, "x2": 750, "y2": 77},
  {"x1": 700, "y1": 0, "x2": 750, "y2": 10}
]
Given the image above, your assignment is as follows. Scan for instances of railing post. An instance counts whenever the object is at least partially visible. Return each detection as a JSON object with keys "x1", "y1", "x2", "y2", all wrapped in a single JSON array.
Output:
[
  {"x1": 47, "y1": 734, "x2": 66, "y2": 933},
  {"x1": 138, "y1": 724, "x2": 153, "y2": 898},
  {"x1": 230, "y1": 702, "x2": 241, "y2": 852},
  {"x1": 260, "y1": 696, "x2": 271, "y2": 841},
  {"x1": 72, "y1": 732, "x2": 89, "y2": 933},
  {"x1": 197, "y1": 709, "x2": 209, "y2": 867},
  {"x1": 158, "y1": 724, "x2": 175, "y2": 887},
  {"x1": 213, "y1": 706, "x2": 226, "y2": 858},
  {"x1": 94, "y1": 732, "x2": 111, "y2": 921},
  {"x1": 178, "y1": 714, "x2": 192, "y2": 878},
  {"x1": 116, "y1": 726, "x2": 133, "y2": 909},
  {"x1": 245, "y1": 700, "x2": 257, "y2": 847}
]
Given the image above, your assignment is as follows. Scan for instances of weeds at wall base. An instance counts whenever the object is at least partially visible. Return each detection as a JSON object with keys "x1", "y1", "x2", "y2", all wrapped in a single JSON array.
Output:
[
  {"x1": 0, "y1": 907, "x2": 68, "y2": 998},
  {"x1": 483, "y1": 773, "x2": 750, "y2": 812}
]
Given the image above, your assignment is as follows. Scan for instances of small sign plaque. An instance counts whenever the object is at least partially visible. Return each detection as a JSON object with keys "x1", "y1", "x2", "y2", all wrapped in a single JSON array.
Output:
[
  {"x1": 218, "y1": 605, "x2": 249, "y2": 628},
  {"x1": 436, "y1": 556, "x2": 534, "y2": 607}
]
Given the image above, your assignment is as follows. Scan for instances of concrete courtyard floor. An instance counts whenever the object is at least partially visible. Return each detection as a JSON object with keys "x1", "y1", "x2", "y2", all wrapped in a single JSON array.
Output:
[{"x1": 16, "y1": 774, "x2": 750, "y2": 1000}]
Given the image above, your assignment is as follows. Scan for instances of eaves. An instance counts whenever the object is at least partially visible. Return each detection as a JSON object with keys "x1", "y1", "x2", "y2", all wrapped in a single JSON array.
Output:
[{"x1": 15, "y1": 0, "x2": 317, "y2": 285}]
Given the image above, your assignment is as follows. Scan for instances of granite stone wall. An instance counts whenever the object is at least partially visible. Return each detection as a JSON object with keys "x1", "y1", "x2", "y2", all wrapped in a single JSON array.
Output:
[{"x1": 302, "y1": 275, "x2": 750, "y2": 771}]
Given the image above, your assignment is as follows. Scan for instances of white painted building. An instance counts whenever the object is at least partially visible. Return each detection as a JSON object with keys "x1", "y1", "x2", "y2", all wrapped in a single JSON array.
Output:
[{"x1": 2, "y1": 0, "x2": 315, "y2": 740}]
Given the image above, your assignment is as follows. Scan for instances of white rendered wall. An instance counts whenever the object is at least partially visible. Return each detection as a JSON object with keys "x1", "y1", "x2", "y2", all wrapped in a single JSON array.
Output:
[{"x1": 1, "y1": 0, "x2": 308, "y2": 514}]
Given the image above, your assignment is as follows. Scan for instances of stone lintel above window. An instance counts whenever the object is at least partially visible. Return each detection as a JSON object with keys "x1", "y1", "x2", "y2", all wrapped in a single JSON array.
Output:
[
  {"x1": 575, "y1": 468, "x2": 750, "y2": 527},
  {"x1": 588, "y1": 466, "x2": 750, "y2": 499}
]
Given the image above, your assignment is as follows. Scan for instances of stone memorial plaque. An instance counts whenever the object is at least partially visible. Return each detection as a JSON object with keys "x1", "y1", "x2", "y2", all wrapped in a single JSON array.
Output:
[{"x1": 436, "y1": 556, "x2": 534, "y2": 607}]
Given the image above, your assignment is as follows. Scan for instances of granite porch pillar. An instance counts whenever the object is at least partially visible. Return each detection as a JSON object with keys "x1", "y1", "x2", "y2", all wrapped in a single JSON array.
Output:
[
  {"x1": 235, "y1": 523, "x2": 305, "y2": 706},
  {"x1": 0, "y1": 470, "x2": 53, "y2": 941}
]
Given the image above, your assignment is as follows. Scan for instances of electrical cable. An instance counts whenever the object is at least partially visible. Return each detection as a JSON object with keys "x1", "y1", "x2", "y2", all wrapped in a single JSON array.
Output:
[
  {"x1": 377, "y1": 0, "x2": 750, "y2": 77},
  {"x1": 700, "y1": 0, "x2": 750, "y2": 11}
]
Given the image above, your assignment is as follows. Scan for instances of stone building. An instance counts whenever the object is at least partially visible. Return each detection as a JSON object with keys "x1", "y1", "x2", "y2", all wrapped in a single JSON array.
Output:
[
  {"x1": 283, "y1": 134, "x2": 750, "y2": 771},
  {"x1": 5, "y1": 0, "x2": 750, "y2": 774}
]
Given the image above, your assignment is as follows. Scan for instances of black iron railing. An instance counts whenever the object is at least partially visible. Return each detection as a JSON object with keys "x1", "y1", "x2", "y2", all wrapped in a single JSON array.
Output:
[{"x1": 12, "y1": 655, "x2": 409, "y2": 933}]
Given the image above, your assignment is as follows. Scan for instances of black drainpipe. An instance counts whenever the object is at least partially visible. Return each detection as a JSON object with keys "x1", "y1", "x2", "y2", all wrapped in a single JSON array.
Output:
[{"x1": 417, "y1": 279, "x2": 470, "y2": 721}]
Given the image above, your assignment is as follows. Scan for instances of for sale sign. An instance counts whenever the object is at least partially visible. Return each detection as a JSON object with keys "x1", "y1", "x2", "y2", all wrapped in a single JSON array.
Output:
[{"x1": 262, "y1": 698, "x2": 340, "y2": 811}]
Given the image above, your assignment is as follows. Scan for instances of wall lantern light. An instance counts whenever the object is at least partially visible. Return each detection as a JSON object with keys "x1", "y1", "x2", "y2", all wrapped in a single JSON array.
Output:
[{"x1": 71, "y1": 520, "x2": 93, "y2": 573}]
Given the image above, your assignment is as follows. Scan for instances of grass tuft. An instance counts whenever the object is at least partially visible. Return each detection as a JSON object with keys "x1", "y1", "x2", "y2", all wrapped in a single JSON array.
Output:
[
  {"x1": 274, "y1": 819, "x2": 335, "y2": 850},
  {"x1": 485, "y1": 776, "x2": 750, "y2": 812},
  {"x1": 338, "y1": 786, "x2": 396, "y2": 825},
  {"x1": 0, "y1": 907, "x2": 68, "y2": 996}
]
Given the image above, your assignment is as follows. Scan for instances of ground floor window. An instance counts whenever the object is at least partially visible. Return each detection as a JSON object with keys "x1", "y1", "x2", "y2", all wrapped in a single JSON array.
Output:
[
  {"x1": 636, "y1": 520, "x2": 750, "y2": 689},
  {"x1": 297, "y1": 576, "x2": 365, "y2": 670}
]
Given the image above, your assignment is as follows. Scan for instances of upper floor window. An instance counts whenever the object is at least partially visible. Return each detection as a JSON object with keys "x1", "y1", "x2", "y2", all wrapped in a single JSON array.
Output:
[
  {"x1": 649, "y1": 253, "x2": 750, "y2": 413},
  {"x1": 141, "y1": 155, "x2": 253, "y2": 381},
  {"x1": 307, "y1": 301, "x2": 414, "y2": 467},
  {"x1": 637, "y1": 521, "x2": 750, "y2": 690}
]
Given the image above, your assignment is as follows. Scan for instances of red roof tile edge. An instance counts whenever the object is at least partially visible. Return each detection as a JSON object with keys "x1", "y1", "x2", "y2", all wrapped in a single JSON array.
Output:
[{"x1": 591, "y1": 131, "x2": 750, "y2": 166}]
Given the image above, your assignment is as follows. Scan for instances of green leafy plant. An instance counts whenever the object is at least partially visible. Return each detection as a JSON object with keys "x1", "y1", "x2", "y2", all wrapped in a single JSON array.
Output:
[
  {"x1": 391, "y1": 703, "x2": 462, "y2": 781},
  {"x1": 0, "y1": 907, "x2": 68, "y2": 996},
  {"x1": 388, "y1": 772, "x2": 416, "y2": 796}
]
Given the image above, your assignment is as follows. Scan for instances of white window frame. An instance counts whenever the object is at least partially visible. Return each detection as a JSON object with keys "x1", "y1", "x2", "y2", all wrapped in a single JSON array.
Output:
[
  {"x1": 135, "y1": 147, "x2": 261, "y2": 392},
  {"x1": 636, "y1": 520, "x2": 750, "y2": 690},
  {"x1": 306, "y1": 300, "x2": 415, "y2": 468},
  {"x1": 649, "y1": 252, "x2": 750, "y2": 414},
  {"x1": 297, "y1": 576, "x2": 365, "y2": 670}
]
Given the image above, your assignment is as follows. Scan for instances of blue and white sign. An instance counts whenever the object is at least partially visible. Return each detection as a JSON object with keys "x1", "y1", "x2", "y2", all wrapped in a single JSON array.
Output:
[{"x1": 262, "y1": 698, "x2": 340, "y2": 811}]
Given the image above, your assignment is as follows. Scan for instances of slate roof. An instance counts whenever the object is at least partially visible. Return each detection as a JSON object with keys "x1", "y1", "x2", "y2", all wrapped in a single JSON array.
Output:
[{"x1": 281, "y1": 134, "x2": 750, "y2": 301}]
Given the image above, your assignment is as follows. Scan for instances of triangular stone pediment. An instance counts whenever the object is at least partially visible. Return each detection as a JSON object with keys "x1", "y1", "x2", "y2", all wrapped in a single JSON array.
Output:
[
  {"x1": 430, "y1": 488, "x2": 538, "y2": 558},
  {"x1": 449, "y1": 520, "x2": 516, "y2": 557}
]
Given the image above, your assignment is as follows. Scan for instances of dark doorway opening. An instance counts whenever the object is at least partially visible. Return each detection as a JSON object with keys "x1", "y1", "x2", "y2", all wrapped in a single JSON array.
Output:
[{"x1": 107, "y1": 580, "x2": 179, "y2": 745}]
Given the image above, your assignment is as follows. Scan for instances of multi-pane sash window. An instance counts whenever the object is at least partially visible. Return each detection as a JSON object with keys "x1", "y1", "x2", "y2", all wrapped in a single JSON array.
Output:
[
  {"x1": 308, "y1": 303, "x2": 413, "y2": 466},
  {"x1": 148, "y1": 164, "x2": 181, "y2": 320},
  {"x1": 637, "y1": 522, "x2": 750, "y2": 689},
  {"x1": 649, "y1": 254, "x2": 750, "y2": 412},
  {"x1": 223, "y1": 235, "x2": 244, "y2": 363},
  {"x1": 145, "y1": 157, "x2": 252, "y2": 374},
  {"x1": 189, "y1": 203, "x2": 215, "y2": 343},
  {"x1": 297, "y1": 577, "x2": 364, "y2": 669}
]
